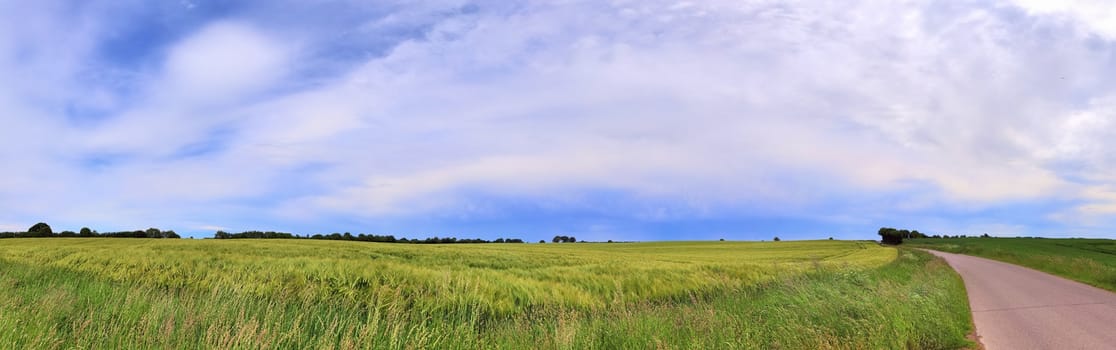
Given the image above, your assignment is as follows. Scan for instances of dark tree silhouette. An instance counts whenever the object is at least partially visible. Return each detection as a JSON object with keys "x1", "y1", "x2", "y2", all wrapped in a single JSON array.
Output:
[
  {"x1": 28, "y1": 222, "x2": 53, "y2": 237},
  {"x1": 878, "y1": 227, "x2": 903, "y2": 245}
]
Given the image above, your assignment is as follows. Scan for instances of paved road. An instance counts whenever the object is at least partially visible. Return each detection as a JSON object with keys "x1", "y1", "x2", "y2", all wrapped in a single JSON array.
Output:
[{"x1": 925, "y1": 250, "x2": 1116, "y2": 350}]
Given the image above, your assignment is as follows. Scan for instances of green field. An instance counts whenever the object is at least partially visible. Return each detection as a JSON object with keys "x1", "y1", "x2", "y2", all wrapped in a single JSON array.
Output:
[
  {"x1": 0, "y1": 239, "x2": 972, "y2": 349},
  {"x1": 909, "y1": 237, "x2": 1116, "y2": 292}
]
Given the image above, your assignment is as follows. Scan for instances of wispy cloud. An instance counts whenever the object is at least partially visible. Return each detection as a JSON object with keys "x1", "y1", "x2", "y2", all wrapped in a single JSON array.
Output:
[{"x1": 3, "y1": 0, "x2": 1116, "y2": 239}]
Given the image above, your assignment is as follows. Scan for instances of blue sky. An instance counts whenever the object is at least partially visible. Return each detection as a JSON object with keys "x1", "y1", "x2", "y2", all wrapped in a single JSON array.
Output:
[{"x1": 3, "y1": 0, "x2": 1116, "y2": 241}]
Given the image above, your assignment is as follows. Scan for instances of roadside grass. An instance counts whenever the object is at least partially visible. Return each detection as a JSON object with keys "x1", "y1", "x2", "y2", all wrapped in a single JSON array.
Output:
[
  {"x1": 0, "y1": 239, "x2": 972, "y2": 349},
  {"x1": 908, "y1": 237, "x2": 1116, "y2": 292}
]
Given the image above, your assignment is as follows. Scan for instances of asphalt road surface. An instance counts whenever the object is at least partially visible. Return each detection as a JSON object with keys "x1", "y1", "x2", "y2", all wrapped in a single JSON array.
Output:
[{"x1": 925, "y1": 250, "x2": 1116, "y2": 350}]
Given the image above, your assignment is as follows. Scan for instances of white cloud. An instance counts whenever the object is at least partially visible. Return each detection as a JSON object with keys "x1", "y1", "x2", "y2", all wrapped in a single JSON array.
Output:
[
  {"x1": 196, "y1": 225, "x2": 228, "y2": 231},
  {"x1": 80, "y1": 21, "x2": 297, "y2": 158},
  {"x1": 162, "y1": 21, "x2": 291, "y2": 103},
  {"x1": 0, "y1": 224, "x2": 27, "y2": 232},
  {"x1": 1007, "y1": 0, "x2": 1116, "y2": 39},
  {"x1": 5, "y1": 1, "x2": 1116, "y2": 236},
  {"x1": 270, "y1": 0, "x2": 1085, "y2": 215},
  {"x1": 203, "y1": 0, "x2": 1109, "y2": 223}
]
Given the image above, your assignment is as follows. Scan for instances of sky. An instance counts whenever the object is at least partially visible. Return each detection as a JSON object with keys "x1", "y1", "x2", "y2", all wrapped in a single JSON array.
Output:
[{"x1": 3, "y1": 0, "x2": 1116, "y2": 241}]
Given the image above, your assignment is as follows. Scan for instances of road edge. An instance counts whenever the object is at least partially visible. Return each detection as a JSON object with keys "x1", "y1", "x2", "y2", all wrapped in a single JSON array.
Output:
[{"x1": 917, "y1": 248, "x2": 985, "y2": 350}]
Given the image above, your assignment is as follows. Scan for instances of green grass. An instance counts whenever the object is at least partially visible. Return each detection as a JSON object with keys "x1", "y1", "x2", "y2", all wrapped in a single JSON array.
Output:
[
  {"x1": 908, "y1": 237, "x2": 1116, "y2": 292},
  {"x1": 0, "y1": 239, "x2": 972, "y2": 349}
]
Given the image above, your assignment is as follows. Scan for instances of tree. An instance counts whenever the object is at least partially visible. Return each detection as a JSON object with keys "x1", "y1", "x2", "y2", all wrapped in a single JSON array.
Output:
[
  {"x1": 828, "y1": 237, "x2": 834, "y2": 240},
  {"x1": 28, "y1": 222, "x2": 53, "y2": 237},
  {"x1": 878, "y1": 227, "x2": 903, "y2": 245},
  {"x1": 569, "y1": 236, "x2": 577, "y2": 243},
  {"x1": 539, "y1": 240, "x2": 546, "y2": 243},
  {"x1": 79, "y1": 227, "x2": 95, "y2": 237},
  {"x1": 145, "y1": 228, "x2": 162, "y2": 238},
  {"x1": 773, "y1": 237, "x2": 781, "y2": 242}
]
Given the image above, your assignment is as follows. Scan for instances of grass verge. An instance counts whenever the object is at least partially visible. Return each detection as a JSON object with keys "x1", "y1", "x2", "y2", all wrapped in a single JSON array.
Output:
[{"x1": 908, "y1": 238, "x2": 1116, "y2": 292}]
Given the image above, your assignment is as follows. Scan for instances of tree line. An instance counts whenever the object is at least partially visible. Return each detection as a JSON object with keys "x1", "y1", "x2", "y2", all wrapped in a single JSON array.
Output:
[
  {"x1": 0, "y1": 223, "x2": 180, "y2": 239},
  {"x1": 0, "y1": 222, "x2": 530, "y2": 244},
  {"x1": 878, "y1": 227, "x2": 996, "y2": 244},
  {"x1": 213, "y1": 230, "x2": 526, "y2": 244}
]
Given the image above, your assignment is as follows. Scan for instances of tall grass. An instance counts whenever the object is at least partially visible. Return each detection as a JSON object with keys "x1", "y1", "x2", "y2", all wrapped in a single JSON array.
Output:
[
  {"x1": 0, "y1": 239, "x2": 971, "y2": 349},
  {"x1": 908, "y1": 237, "x2": 1116, "y2": 292},
  {"x1": 482, "y1": 249, "x2": 973, "y2": 349}
]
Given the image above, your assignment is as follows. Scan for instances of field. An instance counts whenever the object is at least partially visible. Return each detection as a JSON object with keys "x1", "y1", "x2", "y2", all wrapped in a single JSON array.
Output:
[
  {"x1": 909, "y1": 237, "x2": 1116, "y2": 292},
  {"x1": 0, "y1": 239, "x2": 972, "y2": 349}
]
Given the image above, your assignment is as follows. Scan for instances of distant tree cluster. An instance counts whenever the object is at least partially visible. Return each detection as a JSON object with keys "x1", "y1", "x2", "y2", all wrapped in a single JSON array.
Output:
[
  {"x1": 551, "y1": 235, "x2": 577, "y2": 243},
  {"x1": 877, "y1": 227, "x2": 929, "y2": 245},
  {"x1": 917, "y1": 233, "x2": 989, "y2": 239},
  {"x1": 214, "y1": 230, "x2": 296, "y2": 239},
  {"x1": 0, "y1": 223, "x2": 179, "y2": 239},
  {"x1": 213, "y1": 231, "x2": 525, "y2": 244},
  {"x1": 99, "y1": 228, "x2": 181, "y2": 239}
]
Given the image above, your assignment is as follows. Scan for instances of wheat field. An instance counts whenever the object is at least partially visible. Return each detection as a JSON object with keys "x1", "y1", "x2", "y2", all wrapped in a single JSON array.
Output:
[{"x1": 0, "y1": 239, "x2": 972, "y2": 349}]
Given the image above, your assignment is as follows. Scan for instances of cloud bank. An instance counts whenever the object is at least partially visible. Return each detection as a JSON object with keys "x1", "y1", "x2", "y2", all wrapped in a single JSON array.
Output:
[{"x1": 2, "y1": 0, "x2": 1116, "y2": 240}]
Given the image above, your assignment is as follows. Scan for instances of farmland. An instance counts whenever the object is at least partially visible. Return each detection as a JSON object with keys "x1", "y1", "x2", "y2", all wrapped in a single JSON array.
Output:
[
  {"x1": 909, "y1": 237, "x2": 1116, "y2": 292},
  {"x1": 0, "y1": 239, "x2": 972, "y2": 349}
]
